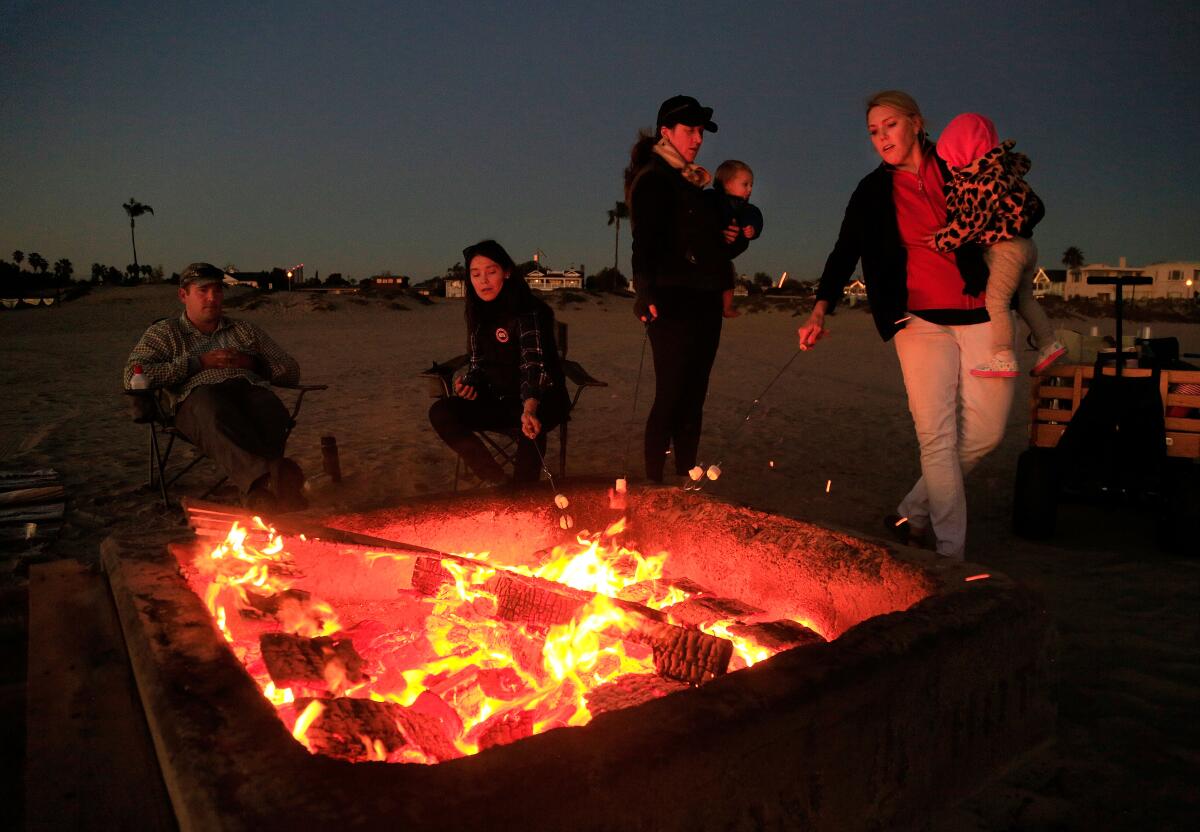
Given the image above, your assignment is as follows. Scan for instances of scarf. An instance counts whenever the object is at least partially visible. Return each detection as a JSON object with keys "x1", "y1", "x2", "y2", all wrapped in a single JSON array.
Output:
[{"x1": 652, "y1": 138, "x2": 712, "y2": 188}]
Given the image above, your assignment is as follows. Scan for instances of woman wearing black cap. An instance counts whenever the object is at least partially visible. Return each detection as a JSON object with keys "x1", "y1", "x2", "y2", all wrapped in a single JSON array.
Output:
[
  {"x1": 428, "y1": 240, "x2": 570, "y2": 485},
  {"x1": 624, "y1": 95, "x2": 748, "y2": 484}
]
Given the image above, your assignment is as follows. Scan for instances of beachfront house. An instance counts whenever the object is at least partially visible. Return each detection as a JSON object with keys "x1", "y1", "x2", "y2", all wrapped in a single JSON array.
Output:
[
  {"x1": 370, "y1": 274, "x2": 410, "y2": 288},
  {"x1": 1061, "y1": 257, "x2": 1200, "y2": 301},
  {"x1": 844, "y1": 277, "x2": 866, "y2": 300},
  {"x1": 525, "y1": 269, "x2": 584, "y2": 292},
  {"x1": 1032, "y1": 268, "x2": 1066, "y2": 298},
  {"x1": 444, "y1": 277, "x2": 465, "y2": 298}
]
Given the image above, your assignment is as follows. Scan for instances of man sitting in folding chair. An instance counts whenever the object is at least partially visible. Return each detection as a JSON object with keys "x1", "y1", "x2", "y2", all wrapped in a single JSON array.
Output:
[
  {"x1": 124, "y1": 262, "x2": 310, "y2": 512},
  {"x1": 428, "y1": 240, "x2": 571, "y2": 486}
]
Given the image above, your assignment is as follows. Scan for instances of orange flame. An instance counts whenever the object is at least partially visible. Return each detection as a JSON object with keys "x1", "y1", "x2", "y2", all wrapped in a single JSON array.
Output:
[{"x1": 190, "y1": 517, "x2": 816, "y2": 764}]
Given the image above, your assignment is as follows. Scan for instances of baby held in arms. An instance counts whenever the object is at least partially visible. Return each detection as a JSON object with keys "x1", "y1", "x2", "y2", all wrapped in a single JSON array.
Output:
[{"x1": 707, "y1": 160, "x2": 764, "y2": 319}]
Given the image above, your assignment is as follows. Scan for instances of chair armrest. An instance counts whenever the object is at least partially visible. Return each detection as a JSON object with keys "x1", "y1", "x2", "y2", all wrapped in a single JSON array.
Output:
[
  {"x1": 419, "y1": 355, "x2": 469, "y2": 398},
  {"x1": 124, "y1": 389, "x2": 167, "y2": 424},
  {"x1": 562, "y1": 359, "x2": 607, "y2": 388}
]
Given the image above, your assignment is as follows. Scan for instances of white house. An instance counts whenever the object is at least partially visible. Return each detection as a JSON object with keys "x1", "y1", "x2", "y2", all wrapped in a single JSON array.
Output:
[
  {"x1": 525, "y1": 269, "x2": 583, "y2": 292},
  {"x1": 1140, "y1": 261, "x2": 1200, "y2": 299},
  {"x1": 1060, "y1": 257, "x2": 1200, "y2": 300}
]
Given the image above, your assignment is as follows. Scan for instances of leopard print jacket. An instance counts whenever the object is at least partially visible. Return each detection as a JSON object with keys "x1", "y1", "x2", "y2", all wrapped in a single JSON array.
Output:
[{"x1": 933, "y1": 140, "x2": 1042, "y2": 252}]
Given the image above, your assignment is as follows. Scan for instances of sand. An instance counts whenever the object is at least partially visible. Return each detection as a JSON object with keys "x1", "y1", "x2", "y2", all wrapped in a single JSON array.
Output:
[{"x1": 1, "y1": 284, "x2": 1196, "y2": 830}]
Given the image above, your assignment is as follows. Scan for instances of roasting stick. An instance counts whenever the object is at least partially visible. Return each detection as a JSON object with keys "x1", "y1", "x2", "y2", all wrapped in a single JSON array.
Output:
[
  {"x1": 705, "y1": 348, "x2": 803, "y2": 484},
  {"x1": 616, "y1": 327, "x2": 650, "y2": 496},
  {"x1": 530, "y1": 440, "x2": 576, "y2": 529},
  {"x1": 182, "y1": 497, "x2": 456, "y2": 559}
]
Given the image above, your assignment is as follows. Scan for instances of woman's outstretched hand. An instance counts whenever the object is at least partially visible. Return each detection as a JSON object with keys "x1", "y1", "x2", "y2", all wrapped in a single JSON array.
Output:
[
  {"x1": 521, "y1": 399, "x2": 542, "y2": 439},
  {"x1": 454, "y1": 377, "x2": 478, "y2": 400},
  {"x1": 797, "y1": 300, "x2": 831, "y2": 351}
]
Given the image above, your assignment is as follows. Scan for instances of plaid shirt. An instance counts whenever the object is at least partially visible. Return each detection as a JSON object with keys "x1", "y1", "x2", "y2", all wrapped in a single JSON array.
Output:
[
  {"x1": 463, "y1": 310, "x2": 552, "y2": 401},
  {"x1": 123, "y1": 311, "x2": 300, "y2": 404}
]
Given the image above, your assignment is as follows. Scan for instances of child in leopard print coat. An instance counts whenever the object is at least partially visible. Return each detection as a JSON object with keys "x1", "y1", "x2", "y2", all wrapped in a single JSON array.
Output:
[{"x1": 929, "y1": 112, "x2": 1064, "y2": 378}]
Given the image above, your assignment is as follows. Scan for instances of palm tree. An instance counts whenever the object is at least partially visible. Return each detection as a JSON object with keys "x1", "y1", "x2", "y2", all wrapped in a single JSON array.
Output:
[
  {"x1": 1061, "y1": 247, "x2": 1085, "y2": 271},
  {"x1": 12, "y1": 250, "x2": 24, "y2": 268},
  {"x1": 27, "y1": 252, "x2": 48, "y2": 275},
  {"x1": 53, "y1": 258, "x2": 73, "y2": 284},
  {"x1": 122, "y1": 198, "x2": 154, "y2": 275},
  {"x1": 606, "y1": 201, "x2": 629, "y2": 271}
]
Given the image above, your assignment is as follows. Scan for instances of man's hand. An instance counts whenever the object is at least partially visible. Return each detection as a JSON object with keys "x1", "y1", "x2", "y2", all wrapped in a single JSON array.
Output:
[
  {"x1": 454, "y1": 377, "x2": 479, "y2": 400},
  {"x1": 200, "y1": 349, "x2": 257, "y2": 370}
]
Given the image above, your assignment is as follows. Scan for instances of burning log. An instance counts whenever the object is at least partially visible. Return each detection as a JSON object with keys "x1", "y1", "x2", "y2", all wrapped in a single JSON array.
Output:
[
  {"x1": 616, "y1": 576, "x2": 708, "y2": 606},
  {"x1": 469, "y1": 707, "x2": 535, "y2": 751},
  {"x1": 491, "y1": 572, "x2": 591, "y2": 626},
  {"x1": 626, "y1": 616, "x2": 734, "y2": 686},
  {"x1": 295, "y1": 697, "x2": 407, "y2": 761},
  {"x1": 585, "y1": 672, "x2": 690, "y2": 717},
  {"x1": 660, "y1": 595, "x2": 765, "y2": 628},
  {"x1": 260, "y1": 632, "x2": 368, "y2": 691},
  {"x1": 725, "y1": 620, "x2": 825, "y2": 653}
]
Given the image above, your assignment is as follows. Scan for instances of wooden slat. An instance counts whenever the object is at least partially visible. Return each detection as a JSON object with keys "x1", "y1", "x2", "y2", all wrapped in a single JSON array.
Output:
[
  {"x1": 0, "y1": 470, "x2": 60, "y2": 492},
  {"x1": 0, "y1": 503, "x2": 64, "y2": 524},
  {"x1": 1166, "y1": 433, "x2": 1200, "y2": 458},
  {"x1": 1035, "y1": 408, "x2": 1074, "y2": 423},
  {"x1": 26, "y1": 561, "x2": 175, "y2": 831},
  {"x1": 0, "y1": 485, "x2": 66, "y2": 506},
  {"x1": 1165, "y1": 394, "x2": 1200, "y2": 408},
  {"x1": 1165, "y1": 416, "x2": 1200, "y2": 433}
]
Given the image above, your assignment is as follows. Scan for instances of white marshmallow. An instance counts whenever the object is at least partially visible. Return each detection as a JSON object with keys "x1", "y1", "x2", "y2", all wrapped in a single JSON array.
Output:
[{"x1": 554, "y1": 494, "x2": 569, "y2": 509}]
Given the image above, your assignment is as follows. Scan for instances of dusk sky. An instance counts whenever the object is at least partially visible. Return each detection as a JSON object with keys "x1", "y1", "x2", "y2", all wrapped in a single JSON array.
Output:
[{"x1": 2, "y1": 0, "x2": 1197, "y2": 283}]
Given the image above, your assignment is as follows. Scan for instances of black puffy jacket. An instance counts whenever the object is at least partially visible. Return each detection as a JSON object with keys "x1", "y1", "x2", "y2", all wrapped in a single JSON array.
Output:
[{"x1": 629, "y1": 154, "x2": 748, "y2": 305}]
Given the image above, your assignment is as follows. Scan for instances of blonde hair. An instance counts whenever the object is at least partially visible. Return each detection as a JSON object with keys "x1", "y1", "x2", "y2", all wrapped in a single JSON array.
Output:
[
  {"x1": 715, "y1": 159, "x2": 753, "y2": 185},
  {"x1": 865, "y1": 90, "x2": 928, "y2": 139}
]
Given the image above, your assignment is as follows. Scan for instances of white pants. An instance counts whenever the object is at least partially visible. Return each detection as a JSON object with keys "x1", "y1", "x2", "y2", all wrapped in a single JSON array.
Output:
[{"x1": 893, "y1": 315, "x2": 1014, "y2": 558}]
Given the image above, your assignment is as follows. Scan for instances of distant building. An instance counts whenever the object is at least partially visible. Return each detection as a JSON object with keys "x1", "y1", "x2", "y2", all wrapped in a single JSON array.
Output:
[
  {"x1": 844, "y1": 277, "x2": 866, "y2": 299},
  {"x1": 444, "y1": 277, "x2": 465, "y2": 298},
  {"x1": 1032, "y1": 268, "x2": 1066, "y2": 298},
  {"x1": 525, "y1": 269, "x2": 583, "y2": 292},
  {"x1": 1058, "y1": 257, "x2": 1199, "y2": 300},
  {"x1": 370, "y1": 274, "x2": 410, "y2": 288}
]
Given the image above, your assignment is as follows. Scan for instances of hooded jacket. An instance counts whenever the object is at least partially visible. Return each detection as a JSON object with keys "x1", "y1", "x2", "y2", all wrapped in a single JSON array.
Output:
[{"x1": 933, "y1": 140, "x2": 1044, "y2": 252}]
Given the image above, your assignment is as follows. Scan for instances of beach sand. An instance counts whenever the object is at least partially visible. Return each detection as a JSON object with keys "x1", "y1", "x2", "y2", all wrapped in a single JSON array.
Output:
[{"x1": 1, "y1": 284, "x2": 1196, "y2": 829}]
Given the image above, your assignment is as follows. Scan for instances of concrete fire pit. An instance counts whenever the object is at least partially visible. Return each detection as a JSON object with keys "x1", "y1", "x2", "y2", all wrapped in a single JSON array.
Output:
[{"x1": 101, "y1": 485, "x2": 1054, "y2": 831}]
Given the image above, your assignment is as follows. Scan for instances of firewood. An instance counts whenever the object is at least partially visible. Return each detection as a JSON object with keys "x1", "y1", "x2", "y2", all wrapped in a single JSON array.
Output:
[
  {"x1": 470, "y1": 707, "x2": 534, "y2": 751},
  {"x1": 295, "y1": 697, "x2": 407, "y2": 762},
  {"x1": 615, "y1": 576, "x2": 709, "y2": 606},
  {"x1": 585, "y1": 672, "x2": 690, "y2": 717},
  {"x1": 725, "y1": 619, "x2": 824, "y2": 652},
  {"x1": 393, "y1": 704, "x2": 462, "y2": 762},
  {"x1": 490, "y1": 571, "x2": 591, "y2": 626},
  {"x1": 660, "y1": 595, "x2": 765, "y2": 628},
  {"x1": 260, "y1": 632, "x2": 368, "y2": 690},
  {"x1": 622, "y1": 615, "x2": 734, "y2": 686}
]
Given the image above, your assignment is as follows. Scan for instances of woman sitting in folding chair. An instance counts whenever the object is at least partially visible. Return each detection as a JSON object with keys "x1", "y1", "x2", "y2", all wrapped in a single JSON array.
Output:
[{"x1": 428, "y1": 240, "x2": 570, "y2": 485}]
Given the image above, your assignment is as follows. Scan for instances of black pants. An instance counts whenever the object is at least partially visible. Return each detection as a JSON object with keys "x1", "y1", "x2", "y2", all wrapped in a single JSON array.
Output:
[
  {"x1": 429, "y1": 394, "x2": 568, "y2": 483},
  {"x1": 174, "y1": 379, "x2": 291, "y2": 495},
  {"x1": 644, "y1": 289, "x2": 723, "y2": 481}
]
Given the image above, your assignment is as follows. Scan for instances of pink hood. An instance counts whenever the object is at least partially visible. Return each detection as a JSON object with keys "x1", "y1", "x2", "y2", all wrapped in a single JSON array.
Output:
[{"x1": 936, "y1": 113, "x2": 1000, "y2": 169}]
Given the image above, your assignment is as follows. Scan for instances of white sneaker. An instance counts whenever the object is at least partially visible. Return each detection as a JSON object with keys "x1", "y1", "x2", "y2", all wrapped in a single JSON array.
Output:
[
  {"x1": 970, "y1": 353, "x2": 1019, "y2": 378},
  {"x1": 1032, "y1": 341, "x2": 1067, "y2": 374}
]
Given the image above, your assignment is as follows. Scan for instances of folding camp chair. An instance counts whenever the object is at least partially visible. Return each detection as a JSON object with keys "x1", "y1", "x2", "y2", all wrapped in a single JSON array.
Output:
[
  {"x1": 420, "y1": 321, "x2": 606, "y2": 489},
  {"x1": 127, "y1": 382, "x2": 327, "y2": 508}
]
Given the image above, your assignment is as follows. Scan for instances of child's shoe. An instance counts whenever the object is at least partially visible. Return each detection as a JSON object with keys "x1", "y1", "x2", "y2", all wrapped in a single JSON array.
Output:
[
  {"x1": 1032, "y1": 340, "x2": 1067, "y2": 374},
  {"x1": 722, "y1": 305, "x2": 741, "y2": 319},
  {"x1": 970, "y1": 352, "x2": 1019, "y2": 378}
]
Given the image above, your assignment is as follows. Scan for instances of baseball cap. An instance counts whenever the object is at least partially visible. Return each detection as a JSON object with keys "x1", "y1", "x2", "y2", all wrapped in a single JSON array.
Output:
[
  {"x1": 179, "y1": 262, "x2": 226, "y2": 288},
  {"x1": 656, "y1": 95, "x2": 718, "y2": 133}
]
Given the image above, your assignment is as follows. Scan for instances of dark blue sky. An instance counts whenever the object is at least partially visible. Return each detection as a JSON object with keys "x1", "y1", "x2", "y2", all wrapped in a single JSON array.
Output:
[{"x1": 2, "y1": 0, "x2": 1197, "y2": 281}]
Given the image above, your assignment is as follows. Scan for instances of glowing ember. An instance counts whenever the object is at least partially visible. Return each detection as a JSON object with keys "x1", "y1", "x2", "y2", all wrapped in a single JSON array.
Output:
[{"x1": 187, "y1": 518, "x2": 821, "y2": 765}]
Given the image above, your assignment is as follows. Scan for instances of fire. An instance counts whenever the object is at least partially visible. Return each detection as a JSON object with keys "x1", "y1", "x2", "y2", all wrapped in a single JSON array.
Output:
[{"x1": 188, "y1": 517, "x2": 820, "y2": 764}]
